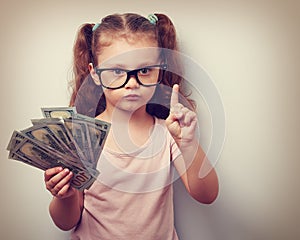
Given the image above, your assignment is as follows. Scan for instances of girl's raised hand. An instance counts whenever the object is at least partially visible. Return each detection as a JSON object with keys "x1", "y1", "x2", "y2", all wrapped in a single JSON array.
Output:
[
  {"x1": 44, "y1": 167, "x2": 76, "y2": 199},
  {"x1": 166, "y1": 84, "x2": 198, "y2": 146}
]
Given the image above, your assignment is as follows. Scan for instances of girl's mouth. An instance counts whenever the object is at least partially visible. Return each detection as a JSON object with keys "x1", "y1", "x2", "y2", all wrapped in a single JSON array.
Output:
[{"x1": 123, "y1": 94, "x2": 141, "y2": 101}]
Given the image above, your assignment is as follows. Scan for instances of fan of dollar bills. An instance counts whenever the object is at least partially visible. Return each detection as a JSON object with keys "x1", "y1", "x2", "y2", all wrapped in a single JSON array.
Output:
[{"x1": 6, "y1": 107, "x2": 110, "y2": 191}]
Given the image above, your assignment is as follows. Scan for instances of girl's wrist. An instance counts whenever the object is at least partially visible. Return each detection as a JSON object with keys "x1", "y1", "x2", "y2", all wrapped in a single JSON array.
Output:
[{"x1": 175, "y1": 137, "x2": 199, "y2": 150}]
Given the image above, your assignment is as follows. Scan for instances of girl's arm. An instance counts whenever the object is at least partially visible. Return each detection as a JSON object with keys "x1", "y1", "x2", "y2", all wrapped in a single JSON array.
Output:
[
  {"x1": 166, "y1": 85, "x2": 219, "y2": 204},
  {"x1": 172, "y1": 140, "x2": 219, "y2": 204},
  {"x1": 45, "y1": 167, "x2": 84, "y2": 230}
]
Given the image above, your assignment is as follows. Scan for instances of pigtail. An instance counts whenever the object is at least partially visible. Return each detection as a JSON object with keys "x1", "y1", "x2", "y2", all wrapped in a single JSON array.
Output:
[
  {"x1": 155, "y1": 13, "x2": 181, "y2": 88},
  {"x1": 155, "y1": 14, "x2": 177, "y2": 50},
  {"x1": 147, "y1": 13, "x2": 195, "y2": 116},
  {"x1": 69, "y1": 23, "x2": 104, "y2": 117},
  {"x1": 69, "y1": 23, "x2": 94, "y2": 107}
]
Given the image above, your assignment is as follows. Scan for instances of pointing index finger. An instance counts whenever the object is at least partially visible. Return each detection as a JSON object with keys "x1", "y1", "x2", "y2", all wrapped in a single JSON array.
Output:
[{"x1": 170, "y1": 84, "x2": 179, "y2": 107}]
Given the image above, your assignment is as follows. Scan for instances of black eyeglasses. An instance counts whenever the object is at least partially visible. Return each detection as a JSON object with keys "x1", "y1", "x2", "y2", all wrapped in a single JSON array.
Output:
[{"x1": 95, "y1": 64, "x2": 167, "y2": 89}]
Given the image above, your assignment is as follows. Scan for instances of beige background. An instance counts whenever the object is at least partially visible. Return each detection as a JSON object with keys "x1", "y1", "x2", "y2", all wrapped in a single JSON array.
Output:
[{"x1": 0, "y1": 0, "x2": 299, "y2": 239}]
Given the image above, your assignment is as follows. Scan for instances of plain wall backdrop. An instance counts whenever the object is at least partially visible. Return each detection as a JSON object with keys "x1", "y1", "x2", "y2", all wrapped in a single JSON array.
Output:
[{"x1": 0, "y1": 0, "x2": 299, "y2": 239}]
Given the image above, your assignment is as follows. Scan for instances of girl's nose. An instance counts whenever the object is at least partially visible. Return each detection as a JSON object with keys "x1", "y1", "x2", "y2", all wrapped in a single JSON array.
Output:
[{"x1": 125, "y1": 75, "x2": 140, "y2": 89}]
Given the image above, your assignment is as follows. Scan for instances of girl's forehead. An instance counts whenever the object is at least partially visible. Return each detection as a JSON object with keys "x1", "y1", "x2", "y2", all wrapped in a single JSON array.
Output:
[{"x1": 97, "y1": 37, "x2": 160, "y2": 68}]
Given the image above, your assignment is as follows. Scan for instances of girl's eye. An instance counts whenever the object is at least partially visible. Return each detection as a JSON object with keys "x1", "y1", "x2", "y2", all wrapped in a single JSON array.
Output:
[
  {"x1": 113, "y1": 69, "x2": 126, "y2": 76},
  {"x1": 139, "y1": 68, "x2": 151, "y2": 75}
]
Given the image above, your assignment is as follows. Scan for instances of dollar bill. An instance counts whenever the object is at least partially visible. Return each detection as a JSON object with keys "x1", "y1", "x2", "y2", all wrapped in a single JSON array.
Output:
[
  {"x1": 10, "y1": 132, "x2": 55, "y2": 170},
  {"x1": 75, "y1": 114, "x2": 110, "y2": 164},
  {"x1": 8, "y1": 131, "x2": 99, "y2": 190},
  {"x1": 10, "y1": 151, "x2": 48, "y2": 170},
  {"x1": 76, "y1": 113, "x2": 111, "y2": 131},
  {"x1": 21, "y1": 124, "x2": 68, "y2": 155},
  {"x1": 31, "y1": 118, "x2": 86, "y2": 161},
  {"x1": 7, "y1": 131, "x2": 26, "y2": 158},
  {"x1": 84, "y1": 120, "x2": 109, "y2": 165},
  {"x1": 64, "y1": 118, "x2": 94, "y2": 165},
  {"x1": 41, "y1": 106, "x2": 77, "y2": 119},
  {"x1": 69, "y1": 167, "x2": 99, "y2": 190},
  {"x1": 7, "y1": 106, "x2": 110, "y2": 190},
  {"x1": 22, "y1": 125, "x2": 86, "y2": 169}
]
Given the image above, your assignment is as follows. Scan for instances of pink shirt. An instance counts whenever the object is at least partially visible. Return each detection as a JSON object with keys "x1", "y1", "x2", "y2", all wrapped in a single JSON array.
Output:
[{"x1": 71, "y1": 118, "x2": 181, "y2": 240}]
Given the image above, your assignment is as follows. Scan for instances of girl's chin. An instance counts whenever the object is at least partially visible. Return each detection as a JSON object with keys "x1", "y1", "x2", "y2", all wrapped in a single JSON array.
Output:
[{"x1": 114, "y1": 103, "x2": 146, "y2": 113}]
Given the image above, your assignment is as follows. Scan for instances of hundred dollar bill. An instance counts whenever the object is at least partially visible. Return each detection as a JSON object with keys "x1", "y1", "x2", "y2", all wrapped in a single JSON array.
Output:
[
  {"x1": 7, "y1": 130, "x2": 24, "y2": 150},
  {"x1": 75, "y1": 114, "x2": 110, "y2": 164},
  {"x1": 76, "y1": 113, "x2": 111, "y2": 131},
  {"x1": 69, "y1": 167, "x2": 99, "y2": 190},
  {"x1": 7, "y1": 132, "x2": 50, "y2": 170},
  {"x1": 21, "y1": 123, "x2": 87, "y2": 168},
  {"x1": 21, "y1": 124, "x2": 67, "y2": 154},
  {"x1": 10, "y1": 132, "x2": 54, "y2": 170},
  {"x1": 31, "y1": 118, "x2": 86, "y2": 161},
  {"x1": 30, "y1": 116, "x2": 105, "y2": 169},
  {"x1": 10, "y1": 151, "x2": 48, "y2": 170},
  {"x1": 41, "y1": 106, "x2": 77, "y2": 119},
  {"x1": 41, "y1": 107, "x2": 111, "y2": 153},
  {"x1": 6, "y1": 106, "x2": 111, "y2": 190},
  {"x1": 64, "y1": 118, "x2": 94, "y2": 166},
  {"x1": 7, "y1": 131, "x2": 26, "y2": 158},
  {"x1": 10, "y1": 131, "x2": 98, "y2": 190},
  {"x1": 21, "y1": 125, "x2": 85, "y2": 169},
  {"x1": 82, "y1": 119, "x2": 109, "y2": 165}
]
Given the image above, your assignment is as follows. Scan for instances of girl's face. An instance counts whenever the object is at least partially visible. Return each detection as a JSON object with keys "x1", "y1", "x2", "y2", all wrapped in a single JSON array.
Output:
[{"x1": 91, "y1": 37, "x2": 160, "y2": 115}]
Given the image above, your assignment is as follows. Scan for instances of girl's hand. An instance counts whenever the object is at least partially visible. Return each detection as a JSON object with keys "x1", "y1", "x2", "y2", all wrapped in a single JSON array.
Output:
[
  {"x1": 44, "y1": 167, "x2": 76, "y2": 199},
  {"x1": 166, "y1": 84, "x2": 198, "y2": 146}
]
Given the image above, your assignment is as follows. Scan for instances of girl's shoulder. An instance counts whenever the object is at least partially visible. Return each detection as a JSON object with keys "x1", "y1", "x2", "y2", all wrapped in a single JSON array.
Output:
[
  {"x1": 154, "y1": 117, "x2": 166, "y2": 125},
  {"x1": 153, "y1": 117, "x2": 173, "y2": 140}
]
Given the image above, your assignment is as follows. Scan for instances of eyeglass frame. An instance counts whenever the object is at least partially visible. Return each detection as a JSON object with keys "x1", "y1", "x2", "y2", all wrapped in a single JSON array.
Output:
[{"x1": 94, "y1": 63, "x2": 168, "y2": 90}]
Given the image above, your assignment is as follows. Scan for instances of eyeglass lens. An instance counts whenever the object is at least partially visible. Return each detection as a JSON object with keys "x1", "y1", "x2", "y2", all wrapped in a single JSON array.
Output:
[{"x1": 99, "y1": 65, "x2": 165, "y2": 89}]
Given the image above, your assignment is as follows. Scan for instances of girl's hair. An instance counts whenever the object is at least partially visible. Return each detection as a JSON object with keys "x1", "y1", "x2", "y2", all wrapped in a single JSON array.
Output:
[{"x1": 69, "y1": 13, "x2": 194, "y2": 118}]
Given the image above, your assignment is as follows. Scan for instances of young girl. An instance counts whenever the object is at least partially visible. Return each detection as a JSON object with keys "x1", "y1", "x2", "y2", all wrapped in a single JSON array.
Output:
[{"x1": 44, "y1": 13, "x2": 219, "y2": 240}]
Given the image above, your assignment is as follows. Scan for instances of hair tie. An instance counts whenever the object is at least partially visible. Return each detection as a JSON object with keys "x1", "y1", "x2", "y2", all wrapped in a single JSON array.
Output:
[
  {"x1": 147, "y1": 14, "x2": 158, "y2": 25},
  {"x1": 92, "y1": 23, "x2": 101, "y2": 32}
]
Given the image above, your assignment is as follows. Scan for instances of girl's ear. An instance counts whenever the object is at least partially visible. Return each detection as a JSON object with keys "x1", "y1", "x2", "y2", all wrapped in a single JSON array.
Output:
[{"x1": 89, "y1": 63, "x2": 101, "y2": 86}]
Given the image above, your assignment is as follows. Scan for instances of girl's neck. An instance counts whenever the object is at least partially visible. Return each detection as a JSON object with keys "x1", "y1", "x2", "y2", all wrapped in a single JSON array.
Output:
[
  {"x1": 97, "y1": 106, "x2": 155, "y2": 150},
  {"x1": 97, "y1": 106, "x2": 153, "y2": 125}
]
